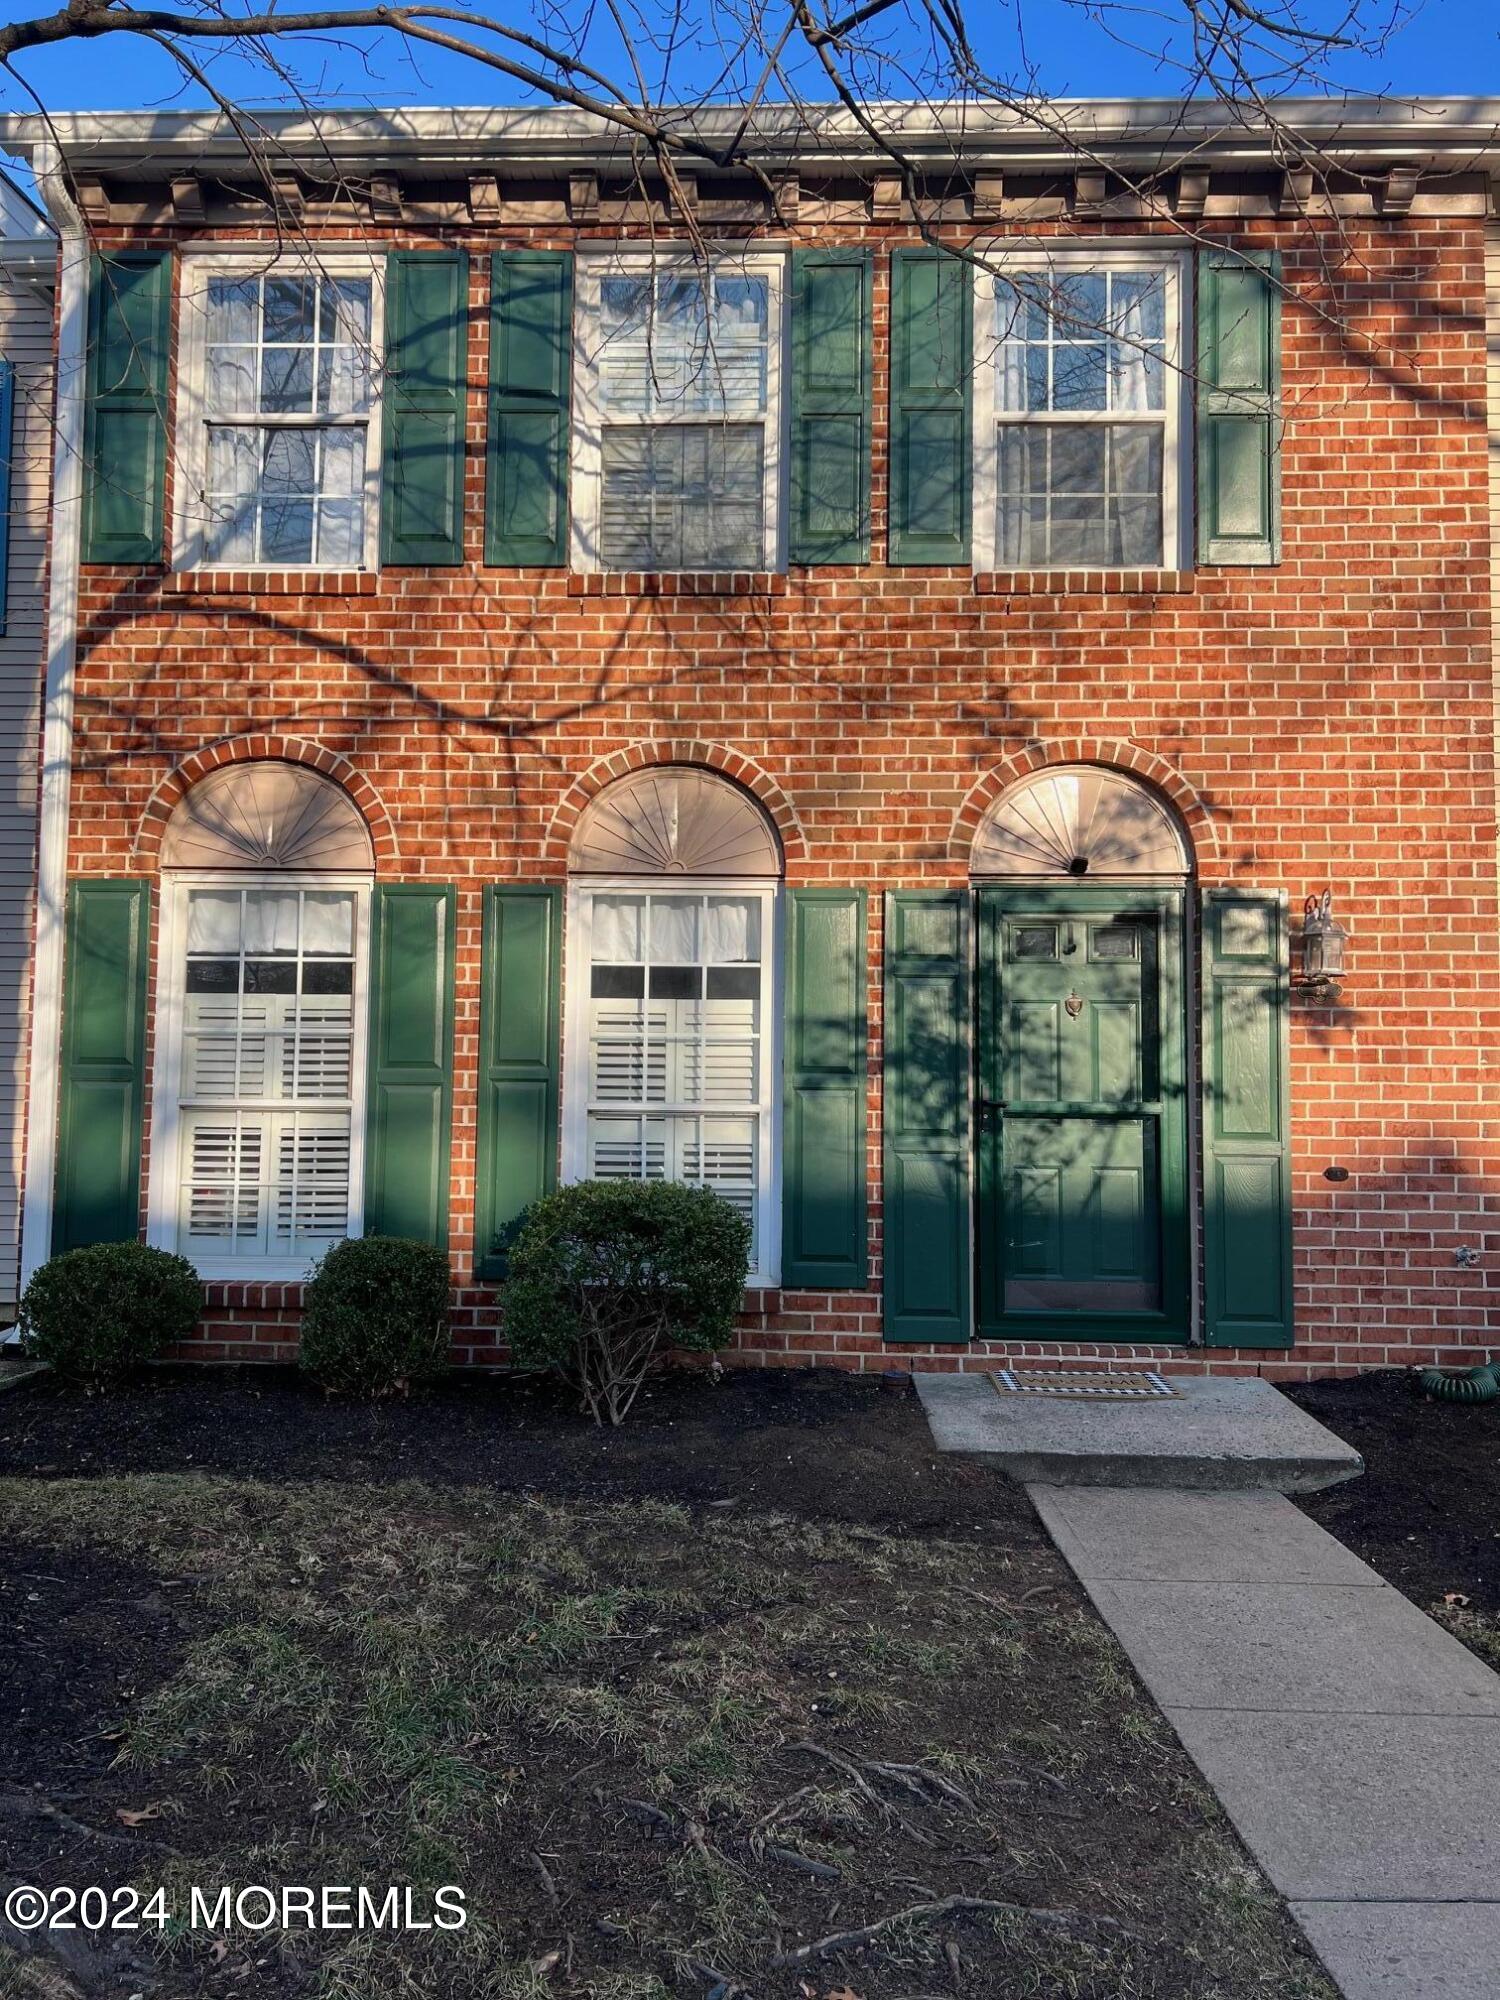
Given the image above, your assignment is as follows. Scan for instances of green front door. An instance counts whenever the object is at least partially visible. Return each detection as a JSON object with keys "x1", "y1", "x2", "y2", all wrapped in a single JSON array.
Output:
[{"x1": 976, "y1": 887, "x2": 1188, "y2": 1342}]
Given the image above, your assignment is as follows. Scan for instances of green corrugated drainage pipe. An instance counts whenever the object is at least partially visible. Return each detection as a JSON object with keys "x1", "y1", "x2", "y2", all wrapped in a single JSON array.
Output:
[{"x1": 1418, "y1": 1358, "x2": 1500, "y2": 1403}]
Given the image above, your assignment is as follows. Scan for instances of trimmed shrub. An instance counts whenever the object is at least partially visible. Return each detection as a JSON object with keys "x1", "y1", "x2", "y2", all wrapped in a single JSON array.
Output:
[
  {"x1": 504, "y1": 1179, "x2": 751, "y2": 1425},
  {"x1": 19, "y1": 1240, "x2": 202, "y2": 1385},
  {"x1": 299, "y1": 1235, "x2": 452, "y2": 1396}
]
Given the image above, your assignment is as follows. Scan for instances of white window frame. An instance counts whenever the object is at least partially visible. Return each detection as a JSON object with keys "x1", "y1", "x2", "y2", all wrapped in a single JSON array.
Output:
[
  {"x1": 972, "y1": 244, "x2": 1192, "y2": 572},
  {"x1": 570, "y1": 247, "x2": 789, "y2": 574},
  {"x1": 171, "y1": 251, "x2": 386, "y2": 573},
  {"x1": 562, "y1": 878, "x2": 782, "y2": 1287},
  {"x1": 146, "y1": 872, "x2": 373, "y2": 1280}
]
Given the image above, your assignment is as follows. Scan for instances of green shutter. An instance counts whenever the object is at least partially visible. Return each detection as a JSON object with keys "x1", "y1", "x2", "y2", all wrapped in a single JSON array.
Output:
[
  {"x1": 381, "y1": 251, "x2": 470, "y2": 566},
  {"x1": 789, "y1": 250, "x2": 872, "y2": 564},
  {"x1": 475, "y1": 886, "x2": 561, "y2": 1278},
  {"x1": 486, "y1": 252, "x2": 572, "y2": 565},
  {"x1": 1197, "y1": 250, "x2": 1281, "y2": 565},
  {"x1": 54, "y1": 879, "x2": 150, "y2": 1253},
  {"x1": 364, "y1": 885, "x2": 456, "y2": 1246},
  {"x1": 783, "y1": 889, "x2": 868, "y2": 1287},
  {"x1": 888, "y1": 249, "x2": 971, "y2": 565},
  {"x1": 82, "y1": 253, "x2": 170, "y2": 565},
  {"x1": 883, "y1": 890, "x2": 971, "y2": 1341},
  {"x1": 1202, "y1": 889, "x2": 1293, "y2": 1347}
]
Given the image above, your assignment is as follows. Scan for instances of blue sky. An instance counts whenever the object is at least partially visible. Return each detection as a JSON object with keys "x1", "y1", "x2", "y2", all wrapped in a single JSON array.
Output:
[{"x1": 0, "y1": 0, "x2": 1493, "y2": 117}]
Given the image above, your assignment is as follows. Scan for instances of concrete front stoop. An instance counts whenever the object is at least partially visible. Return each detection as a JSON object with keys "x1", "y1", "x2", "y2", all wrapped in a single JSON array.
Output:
[
  {"x1": 913, "y1": 1373, "x2": 1363, "y2": 1492},
  {"x1": 1029, "y1": 1485, "x2": 1500, "y2": 2000}
]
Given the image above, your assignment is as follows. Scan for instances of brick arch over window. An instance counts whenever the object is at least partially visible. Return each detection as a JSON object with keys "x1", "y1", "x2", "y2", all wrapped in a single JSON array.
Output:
[
  {"x1": 545, "y1": 743, "x2": 806, "y2": 872},
  {"x1": 134, "y1": 737, "x2": 396, "y2": 872},
  {"x1": 948, "y1": 741, "x2": 1216, "y2": 870}
]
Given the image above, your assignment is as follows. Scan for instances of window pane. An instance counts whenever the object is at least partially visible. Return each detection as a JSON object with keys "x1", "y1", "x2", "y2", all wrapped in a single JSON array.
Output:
[
  {"x1": 600, "y1": 424, "x2": 765, "y2": 571},
  {"x1": 264, "y1": 276, "x2": 317, "y2": 343},
  {"x1": 996, "y1": 422, "x2": 1164, "y2": 568},
  {"x1": 704, "y1": 896, "x2": 760, "y2": 962},
  {"x1": 204, "y1": 425, "x2": 365, "y2": 567},
  {"x1": 650, "y1": 895, "x2": 698, "y2": 964},
  {"x1": 592, "y1": 895, "x2": 645, "y2": 963},
  {"x1": 177, "y1": 889, "x2": 358, "y2": 1266},
  {"x1": 995, "y1": 264, "x2": 1168, "y2": 418},
  {"x1": 596, "y1": 266, "x2": 767, "y2": 420},
  {"x1": 208, "y1": 276, "x2": 259, "y2": 345},
  {"x1": 261, "y1": 345, "x2": 314, "y2": 414},
  {"x1": 207, "y1": 347, "x2": 257, "y2": 417}
]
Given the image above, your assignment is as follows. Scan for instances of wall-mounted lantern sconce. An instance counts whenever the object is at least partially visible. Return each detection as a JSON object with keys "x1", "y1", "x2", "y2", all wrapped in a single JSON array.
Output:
[{"x1": 1295, "y1": 890, "x2": 1347, "y2": 997}]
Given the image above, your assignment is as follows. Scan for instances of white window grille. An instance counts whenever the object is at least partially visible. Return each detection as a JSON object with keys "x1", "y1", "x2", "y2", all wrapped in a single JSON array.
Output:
[
  {"x1": 974, "y1": 252, "x2": 1187, "y2": 570},
  {"x1": 175, "y1": 259, "x2": 383, "y2": 570},
  {"x1": 566, "y1": 885, "x2": 778, "y2": 1280},
  {"x1": 573, "y1": 256, "x2": 784, "y2": 572},
  {"x1": 156, "y1": 882, "x2": 369, "y2": 1272}
]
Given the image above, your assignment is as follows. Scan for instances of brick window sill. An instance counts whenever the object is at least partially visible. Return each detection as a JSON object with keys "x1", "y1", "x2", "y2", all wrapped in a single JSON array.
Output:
[
  {"x1": 567, "y1": 571, "x2": 788, "y2": 598},
  {"x1": 974, "y1": 569, "x2": 1193, "y2": 596},
  {"x1": 164, "y1": 570, "x2": 379, "y2": 598}
]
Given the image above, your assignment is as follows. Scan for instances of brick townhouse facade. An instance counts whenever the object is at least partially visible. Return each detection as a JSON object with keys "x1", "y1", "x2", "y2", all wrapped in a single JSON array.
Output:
[{"x1": 3, "y1": 99, "x2": 1498, "y2": 1377}]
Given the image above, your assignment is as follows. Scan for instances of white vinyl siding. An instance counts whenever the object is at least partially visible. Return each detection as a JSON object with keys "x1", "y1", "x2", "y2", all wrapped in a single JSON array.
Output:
[
  {"x1": 149, "y1": 879, "x2": 370, "y2": 1277},
  {"x1": 564, "y1": 883, "x2": 778, "y2": 1282},
  {"x1": 973, "y1": 249, "x2": 1189, "y2": 571},
  {"x1": 0, "y1": 253, "x2": 52, "y2": 1312},
  {"x1": 572, "y1": 255, "x2": 785, "y2": 572},
  {"x1": 173, "y1": 257, "x2": 383, "y2": 572}
]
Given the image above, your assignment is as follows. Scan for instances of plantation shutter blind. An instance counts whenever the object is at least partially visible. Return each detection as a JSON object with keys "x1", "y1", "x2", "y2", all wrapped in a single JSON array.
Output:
[
  {"x1": 486, "y1": 251, "x2": 573, "y2": 565},
  {"x1": 176, "y1": 887, "x2": 362, "y2": 1266},
  {"x1": 364, "y1": 885, "x2": 457, "y2": 1246},
  {"x1": 789, "y1": 249, "x2": 873, "y2": 564},
  {"x1": 54, "y1": 879, "x2": 151, "y2": 1253},
  {"x1": 381, "y1": 251, "x2": 470, "y2": 566},
  {"x1": 1202, "y1": 888, "x2": 1294, "y2": 1347},
  {"x1": 475, "y1": 886, "x2": 561, "y2": 1279},
  {"x1": 882, "y1": 890, "x2": 971, "y2": 1341},
  {"x1": 82, "y1": 252, "x2": 172, "y2": 564},
  {"x1": 782, "y1": 889, "x2": 868, "y2": 1287},
  {"x1": 1196, "y1": 250, "x2": 1282, "y2": 565},
  {"x1": 888, "y1": 249, "x2": 972, "y2": 565}
]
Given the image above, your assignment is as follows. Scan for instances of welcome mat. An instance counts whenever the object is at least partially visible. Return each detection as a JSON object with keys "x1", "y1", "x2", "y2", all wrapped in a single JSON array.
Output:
[{"x1": 990, "y1": 1368, "x2": 1179, "y2": 1400}]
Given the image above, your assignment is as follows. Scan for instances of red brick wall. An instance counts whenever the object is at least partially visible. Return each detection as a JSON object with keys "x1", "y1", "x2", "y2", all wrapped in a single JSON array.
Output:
[{"x1": 66, "y1": 212, "x2": 1500, "y2": 1379}]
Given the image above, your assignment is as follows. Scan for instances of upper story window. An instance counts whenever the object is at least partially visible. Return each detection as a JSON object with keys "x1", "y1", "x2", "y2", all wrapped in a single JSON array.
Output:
[
  {"x1": 572, "y1": 253, "x2": 785, "y2": 573},
  {"x1": 175, "y1": 258, "x2": 383, "y2": 571},
  {"x1": 973, "y1": 251, "x2": 1187, "y2": 571}
]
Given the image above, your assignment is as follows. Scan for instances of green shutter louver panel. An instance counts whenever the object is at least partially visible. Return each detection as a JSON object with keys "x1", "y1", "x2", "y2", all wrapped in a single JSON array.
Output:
[
  {"x1": 888, "y1": 248, "x2": 971, "y2": 566},
  {"x1": 364, "y1": 885, "x2": 456, "y2": 1246},
  {"x1": 1202, "y1": 888, "x2": 1293, "y2": 1347},
  {"x1": 475, "y1": 885, "x2": 561, "y2": 1278},
  {"x1": 54, "y1": 879, "x2": 150, "y2": 1253},
  {"x1": 381, "y1": 251, "x2": 470, "y2": 566},
  {"x1": 1197, "y1": 250, "x2": 1282, "y2": 566},
  {"x1": 82, "y1": 253, "x2": 171, "y2": 565},
  {"x1": 486, "y1": 252, "x2": 572, "y2": 566},
  {"x1": 789, "y1": 250, "x2": 872, "y2": 564},
  {"x1": 883, "y1": 890, "x2": 971, "y2": 1341},
  {"x1": 783, "y1": 889, "x2": 868, "y2": 1287}
]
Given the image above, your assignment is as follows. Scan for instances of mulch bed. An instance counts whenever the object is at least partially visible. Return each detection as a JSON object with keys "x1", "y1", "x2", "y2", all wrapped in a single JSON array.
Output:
[
  {"x1": 1288, "y1": 1371, "x2": 1500, "y2": 1617},
  {"x1": 0, "y1": 1364, "x2": 1036, "y2": 1540}
]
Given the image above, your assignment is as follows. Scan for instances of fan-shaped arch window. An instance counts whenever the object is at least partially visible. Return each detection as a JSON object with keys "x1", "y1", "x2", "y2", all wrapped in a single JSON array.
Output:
[
  {"x1": 159, "y1": 761, "x2": 375, "y2": 872},
  {"x1": 565, "y1": 769, "x2": 782, "y2": 1282},
  {"x1": 149, "y1": 762, "x2": 374, "y2": 1280},
  {"x1": 971, "y1": 765, "x2": 1191, "y2": 879},
  {"x1": 568, "y1": 766, "x2": 782, "y2": 878}
]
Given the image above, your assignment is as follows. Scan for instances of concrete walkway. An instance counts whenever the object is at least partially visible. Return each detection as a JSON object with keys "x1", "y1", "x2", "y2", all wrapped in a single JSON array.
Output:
[
  {"x1": 915, "y1": 1372, "x2": 1363, "y2": 1490},
  {"x1": 1030, "y1": 1484, "x2": 1500, "y2": 2000}
]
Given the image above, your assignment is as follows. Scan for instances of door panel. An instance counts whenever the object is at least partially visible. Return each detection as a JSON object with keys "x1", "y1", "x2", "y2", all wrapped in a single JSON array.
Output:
[{"x1": 976, "y1": 890, "x2": 1187, "y2": 1339}]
